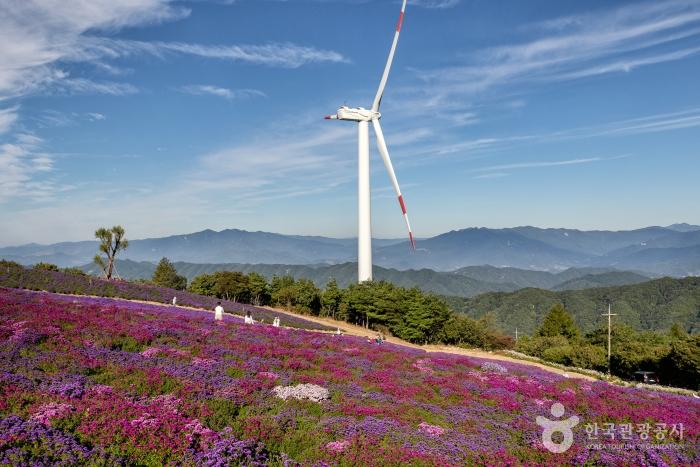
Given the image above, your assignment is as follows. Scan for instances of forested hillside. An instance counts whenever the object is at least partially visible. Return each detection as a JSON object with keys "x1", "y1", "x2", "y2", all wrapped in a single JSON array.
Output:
[
  {"x1": 447, "y1": 276, "x2": 700, "y2": 335},
  {"x1": 79, "y1": 260, "x2": 650, "y2": 298}
]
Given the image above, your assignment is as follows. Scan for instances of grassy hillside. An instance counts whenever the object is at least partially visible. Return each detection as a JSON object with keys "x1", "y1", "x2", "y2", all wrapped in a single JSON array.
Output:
[
  {"x1": 0, "y1": 260, "x2": 329, "y2": 331},
  {"x1": 2, "y1": 288, "x2": 698, "y2": 465},
  {"x1": 447, "y1": 276, "x2": 700, "y2": 335}
]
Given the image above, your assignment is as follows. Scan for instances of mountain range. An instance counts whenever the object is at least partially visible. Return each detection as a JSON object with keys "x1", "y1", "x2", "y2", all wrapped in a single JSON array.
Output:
[
  {"x1": 1, "y1": 224, "x2": 699, "y2": 276},
  {"x1": 78, "y1": 260, "x2": 652, "y2": 298}
]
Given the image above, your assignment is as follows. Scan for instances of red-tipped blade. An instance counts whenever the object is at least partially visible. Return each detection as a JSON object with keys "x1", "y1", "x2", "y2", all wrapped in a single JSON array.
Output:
[
  {"x1": 372, "y1": 0, "x2": 408, "y2": 112},
  {"x1": 373, "y1": 119, "x2": 415, "y2": 253}
]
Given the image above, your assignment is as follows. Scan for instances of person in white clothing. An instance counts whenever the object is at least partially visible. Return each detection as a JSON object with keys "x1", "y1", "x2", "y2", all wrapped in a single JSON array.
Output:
[
  {"x1": 214, "y1": 302, "x2": 224, "y2": 321},
  {"x1": 172, "y1": 296, "x2": 177, "y2": 306}
]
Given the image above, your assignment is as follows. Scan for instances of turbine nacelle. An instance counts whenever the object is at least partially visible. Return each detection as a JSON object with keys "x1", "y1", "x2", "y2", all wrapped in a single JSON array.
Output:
[{"x1": 325, "y1": 106, "x2": 380, "y2": 122}]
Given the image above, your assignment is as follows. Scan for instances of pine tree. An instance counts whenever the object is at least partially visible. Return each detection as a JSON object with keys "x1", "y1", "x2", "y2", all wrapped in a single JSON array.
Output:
[
  {"x1": 247, "y1": 272, "x2": 270, "y2": 305},
  {"x1": 271, "y1": 275, "x2": 296, "y2": 309},
  {"x1": 152, "y1": 257, "x2": 187, "y2": 290},
  {"x1": 322, "y1": 278, "x2": 343, "y2": 318},
  {"x1": 294, "y1": 279, "x2": 322, "y2": 314},
  {"x1": 537, "y1": 304, "x2": 580, "y2": 339}
]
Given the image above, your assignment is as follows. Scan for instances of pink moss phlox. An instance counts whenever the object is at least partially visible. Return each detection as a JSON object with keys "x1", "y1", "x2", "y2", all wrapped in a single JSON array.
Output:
[
  {"x1": 325, "y1": 440, "x2": 350, "y2": 453},
  {"x1": 140, "y1": 347, "x2": 161, "y2": 358},
  {"x1": 192, "y1": 357, "x2": 217, "y2": 368},
  {"x1": 31, "y1": 402, "x2": 75, "y2": 426},
  {"x1": 412, "y1": 358, "x2": 434, "y2": 375},
  {"x1": 418, "y1": 422, "x2": 446, "y2": 437}
]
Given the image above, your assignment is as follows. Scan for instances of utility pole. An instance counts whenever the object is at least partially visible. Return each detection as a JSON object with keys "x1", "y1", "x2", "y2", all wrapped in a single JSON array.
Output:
[{"x1": 601, "y1": 303, "x2": 617, "y2": 375}]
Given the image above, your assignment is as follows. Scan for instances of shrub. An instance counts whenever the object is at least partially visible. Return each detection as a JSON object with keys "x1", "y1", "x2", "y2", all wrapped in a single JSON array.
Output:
[
  {"x1": 33, "y1": 262, "x2": 60, "y2": 272},
  {"x1": 516, "y1": 335, "x2": 570, "y2": 358},
  {"x1": 62, "y1": 267, "x2": 87, "y2": 276},
  {"x1": 661, "y1": 335, "x2": 700, "y2": 390},
  {"x1": 569, "y1": 344, "x2": 607, "y2": 371},
  {"x1": 202, "y1": 399, "x2": 241, "y2": 431}
]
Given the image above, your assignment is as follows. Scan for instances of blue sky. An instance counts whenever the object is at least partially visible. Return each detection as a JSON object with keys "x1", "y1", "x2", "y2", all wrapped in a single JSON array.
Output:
[{"x1": 1, "y1": 0, "x2": 699, "y2": 246}]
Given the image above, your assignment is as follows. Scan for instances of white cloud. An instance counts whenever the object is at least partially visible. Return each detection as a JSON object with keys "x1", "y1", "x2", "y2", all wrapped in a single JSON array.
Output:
[
  {"x1": 473, "y1": 172, "x2": 509, "y2": 180},
  {"x1": 75, "y1": 37, "x2": 349, "y2": 69},
  {"x1": 472, "y1": 157, "x2": 602, "y2": 173},
  {"x1": 542, "y1": 108, "x2": 700, "y2": 141},
  {"x1": 412, "y1": 0, "x2": 700, "y2": 105},
  {"x1": 179, "y1": 85, "x2": 266, "y2": 99},
  {"x1": 408, "y1": 0, "x2": 459, "y2": 8},
  {"x1": 187, "y1": 124, "x2": 356, "y2": 202},
  {"x1": 414, "y1": 107, "x2": 700, "y2": 165},
  {"x1": 0, "y1": 0, "x2": 189, "y2": 99},
  {"x1": 51, "y1": 78, "x2": 139, "y2": 96},
  {"x1": 0, "y1": 0, "x2": 352, "y2": 212},
  {"x1": 0, "y1": 106, "x2": 19, "y2": 134},
  {"x1": 86, "y1": 112, "x2": 107, "y2": 121},
  {"x1": 0, "y1": 1, "x2": 348, "y2": 101},
  {"x1": 0, "y1": 134, "x2": 59, "y2": 202}
]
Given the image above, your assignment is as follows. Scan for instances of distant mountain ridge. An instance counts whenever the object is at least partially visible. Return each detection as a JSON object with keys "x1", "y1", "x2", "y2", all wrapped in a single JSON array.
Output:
[
  {"x1": 1, "y1": 224, "x2": 700, "y2": 276},
  {"x1": 78, "y1": 260, "x2": 651, "y2": 298}
]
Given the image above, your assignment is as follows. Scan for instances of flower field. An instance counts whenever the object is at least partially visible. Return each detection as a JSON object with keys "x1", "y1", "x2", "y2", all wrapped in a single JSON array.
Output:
[
  {"x1": 1, "y1": 287, "x2": 698, "y2": 466},
  {"x1": 0, "y1": 262, "x2": 330, "y2": 331}
]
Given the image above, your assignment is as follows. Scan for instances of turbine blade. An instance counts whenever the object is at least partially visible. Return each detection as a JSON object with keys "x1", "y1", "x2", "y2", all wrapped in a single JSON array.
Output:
[
  {"x1": 372, "y1": 119, "x2": 416, "y2": 250},
  {"x1": 371, "y1": 0, "x2": 408, "y2": 113}
]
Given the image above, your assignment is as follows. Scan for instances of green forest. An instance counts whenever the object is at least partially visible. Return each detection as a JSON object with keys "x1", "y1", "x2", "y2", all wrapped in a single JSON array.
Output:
[
  {"x1": 515, "y1": 304, "x2": 699, "y2": 390},
  {"x1": 446, "y1": 276, "x2": 700, "y2": 335}
]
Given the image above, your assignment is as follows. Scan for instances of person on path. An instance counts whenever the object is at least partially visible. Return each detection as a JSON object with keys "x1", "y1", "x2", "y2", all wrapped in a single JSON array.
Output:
[
  {"x1": 214, "y1": 302, "x2": 224, "y2": 321},
  {"x1": 172, "y1": 296, "x2": 177, "y2": 306}
]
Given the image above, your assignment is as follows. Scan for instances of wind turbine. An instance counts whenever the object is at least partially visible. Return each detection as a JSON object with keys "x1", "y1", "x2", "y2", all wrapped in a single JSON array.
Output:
[{"x1": 325, "y1": 0, "x2": 415, "y2": 283}]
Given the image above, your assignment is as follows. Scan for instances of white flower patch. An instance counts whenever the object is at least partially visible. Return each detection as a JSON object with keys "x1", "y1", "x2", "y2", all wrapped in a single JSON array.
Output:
[
  {"x1": 272, "y1": 383, "x2": 330, "y2": 402},
  {"x1": 480, "y1": 361, "x2": 508, "y2": 374}
]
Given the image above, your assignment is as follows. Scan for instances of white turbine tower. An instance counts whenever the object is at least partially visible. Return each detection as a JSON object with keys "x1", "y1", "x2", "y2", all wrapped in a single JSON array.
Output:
[{"x1": 325, "y1": 0, "x2": 415, "y2": 283}]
